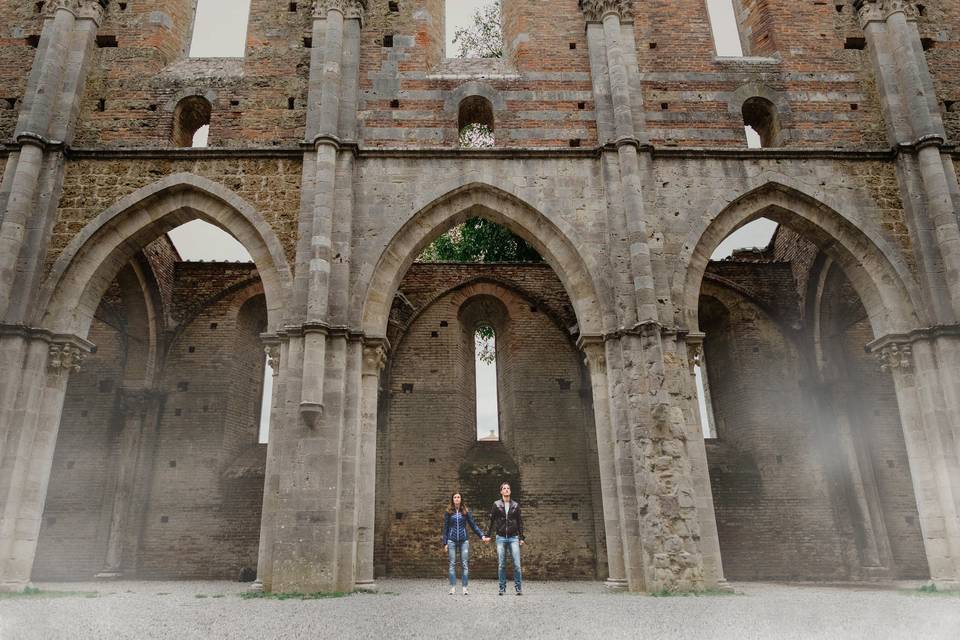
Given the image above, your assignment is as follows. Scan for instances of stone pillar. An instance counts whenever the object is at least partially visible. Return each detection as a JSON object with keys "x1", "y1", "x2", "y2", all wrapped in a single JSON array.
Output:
[
  {"x1": 579, "y1": 338, "x2": 627, "y2": 590},
  {"x1": 355, "y1": 341, "x2": 386, "y2": 591},
  {"x1": 0, "y1": 331, "x2": 91, "y2": 591},
  {"x1": 96, "y1": 388, "x2": 160, "y2": 579},
  {"x1": 251, "y1": 344, "x2": 281, "y2": 592},
  {"x1": 0, "y1": 0, "x2": 106, "y2": 321},
  {"x1": 870, "y1": 330, "x2": 960, "y2": 588}
]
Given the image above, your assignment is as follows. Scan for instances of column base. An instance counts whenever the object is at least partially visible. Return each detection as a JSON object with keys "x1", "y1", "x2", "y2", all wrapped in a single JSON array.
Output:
[
  {"x1": 930, "y1": 579, "x2": 960, "y2": 592},
  {"x1": 354, "y1": 580, "x2": 377, "y2": 593},
  {"x1": 604, "y1": 578, "x2": 629, "y2": 592},
  {"x1": 95, "y1": 570, "x2": 123, "y2": 580},
  {"x1": 0, "y1": 580, "x2": 29, "y2": 593},
  {"x1": 249, "y1": 579, "x2": 264, "y2": 592},
  {"x1": 712, "y1": 578, "x2": 735, "y2": 593}
]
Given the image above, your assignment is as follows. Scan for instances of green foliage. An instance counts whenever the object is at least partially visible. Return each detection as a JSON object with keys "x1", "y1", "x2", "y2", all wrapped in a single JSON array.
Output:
[
  {"x1": 646, "y1": 588, "x2": 739, "y2": 598},
  {"x1": 475, "y1": 325, "x2": 496, "y2": 364},
  {"x1": 239, "y1": 590, "x2": 354, "y2": 600},
  {"x1": 452, "y1": 1, "x2": 503, "y2": 59},
  {"x1": 459, "y1": 123, "x2": 495, "y2": 148},
  {"x1": 0, "y1": 586, "x2": 97, "y2": 599},
  {"x1": 417, "y1": 218, "x2": 542, "y2": 264}
]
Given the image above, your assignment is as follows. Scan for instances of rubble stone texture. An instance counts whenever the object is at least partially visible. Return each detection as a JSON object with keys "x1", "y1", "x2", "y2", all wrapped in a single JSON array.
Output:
[{"x1": 0, "y1": 0, "x2": 959, "y2": 595}]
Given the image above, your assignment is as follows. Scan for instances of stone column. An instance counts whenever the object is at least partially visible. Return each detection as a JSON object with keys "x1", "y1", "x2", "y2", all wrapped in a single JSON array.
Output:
[
  {"x1": 871, "y1": 332, "x2": 960, "y2": 588},
  {"x1": 355, "y1": 341, "x2": 386, "y2": 591},
  {"x1": 96, "y1": 388, "x2": 159, "y2": 579},
  {"x1": 0, "y1": 332, "x2": 91, "y2": 591},
  {"x1": 579, "y1": 338, "x2": 627, "y2": 590},
  {"x1": 251, "y1": 344, "x2": 281, "y2": 592},
  {"x1": 0, "y1": 0, "x2": 106, "y2": 321}
]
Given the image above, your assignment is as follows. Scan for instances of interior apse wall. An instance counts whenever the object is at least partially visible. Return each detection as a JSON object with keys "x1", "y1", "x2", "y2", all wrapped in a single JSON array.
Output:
[{"x1": 375, "y1": 264, "x2": 605, "y2": 580}]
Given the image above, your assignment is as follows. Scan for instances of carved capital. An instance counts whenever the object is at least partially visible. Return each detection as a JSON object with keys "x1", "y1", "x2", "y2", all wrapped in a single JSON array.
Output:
[
  {"x1": 314, "y1": 0, "x2": 367, "y2": 22},
  {"x1": 362, "y1": 344, "x2": 387, "y2": 377},
  {"x1": 578, "y1": 0, "x2": 633, "y2": 21},
  {"x1": 265, "y1": 345, "x2": 281, "y2": 374},
  {"x1": 48, "y1": 342, "x2": 85, "y2": 374},
  {"x1": 855, "y1": 0, "x2": 917, "y2": 25},
  {"x1": 877, "y1": 343, "x2": 913, "y2": 373}
]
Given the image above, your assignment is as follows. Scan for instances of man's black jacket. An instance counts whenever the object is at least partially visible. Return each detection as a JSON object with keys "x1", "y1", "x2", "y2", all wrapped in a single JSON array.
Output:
[{"x1": 487, "y1": 499, "x2": 524, "y2": 540}]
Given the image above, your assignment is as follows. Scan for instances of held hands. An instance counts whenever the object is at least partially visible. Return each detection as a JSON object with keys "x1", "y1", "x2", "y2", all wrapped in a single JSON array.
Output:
[{"x1": 481, "y1": 536, "x2": 491, "y2": 544}]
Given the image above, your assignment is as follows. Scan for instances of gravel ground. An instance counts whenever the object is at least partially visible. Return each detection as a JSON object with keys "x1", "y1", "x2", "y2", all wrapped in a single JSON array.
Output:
[{"x1": 1, "y1": 579, "x2": 958, "y2": 640}]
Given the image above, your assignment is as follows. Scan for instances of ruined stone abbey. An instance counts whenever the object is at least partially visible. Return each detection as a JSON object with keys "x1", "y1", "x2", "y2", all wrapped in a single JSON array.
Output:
[{"x1": 1, "y1": 0, "x2": 959, "y2": 594}]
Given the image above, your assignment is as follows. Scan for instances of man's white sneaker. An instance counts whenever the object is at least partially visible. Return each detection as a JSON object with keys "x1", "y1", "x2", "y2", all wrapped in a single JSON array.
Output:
[
  {"x1": 462, "y1": 587, "x2": 469, "y2": 595},
  {"x1": 449, "y1": 587, "x2": 455, "y2": 595}
]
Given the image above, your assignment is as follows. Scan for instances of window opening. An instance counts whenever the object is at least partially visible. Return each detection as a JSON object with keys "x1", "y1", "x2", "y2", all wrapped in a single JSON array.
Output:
[
  {"x1": 446, "y1": 0, "x2": 503, "y2": 59},
  {"x1": 458, "y1": 95, "x2": 495, "y2": 148},
  {"x1": 711, "y1": 217, "x2": 778, "y2": 260},
  {"x1": 742, "y1": 97, "x2": 779, "y2": 148},
  {"x1": 475, "y1": 326, "x2": 500, "y2": 441},
  {"x1": 189, "y1": 0, "x2": 251, "y2": 58},
  {"x1": 259, "y1": 357, "x2": 273, "y2": 443},
  {"x1": 167, "y1": 220, "x2": 253, "y2": 262},
  {"x1": 171, "y1": 96, "x2": 212, "y2": 148},
  {"x1": 706, "y1": 0, "x2": 745, "y2": 56},
  {"x1": 694, "y1": 359, "x2": 718, "y2": 439}
]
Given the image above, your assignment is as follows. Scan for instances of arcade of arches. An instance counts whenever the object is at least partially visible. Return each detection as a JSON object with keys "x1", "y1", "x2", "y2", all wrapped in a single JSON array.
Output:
[{"x1": 1, "y1": 0, "x2": 960, "y2": 596}]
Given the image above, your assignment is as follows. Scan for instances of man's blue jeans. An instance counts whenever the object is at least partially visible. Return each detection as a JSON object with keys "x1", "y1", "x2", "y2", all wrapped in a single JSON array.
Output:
[
  {"x1": 447, "y1": 539, "x2": 470, "y2": 586},
  {"x1": 496, "y1": 535, "x2": 522, "y2": 592}
]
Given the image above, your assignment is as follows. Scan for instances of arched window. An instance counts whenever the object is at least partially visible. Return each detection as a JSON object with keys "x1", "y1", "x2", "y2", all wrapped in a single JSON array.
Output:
[
  {"x1": 475, "y1": 326, "x2": 500, "y2": 441},
  {"x1": 742, "y1": 97, "x2": 780, "y2": 148},
  {"x1": 459, "y1": 95, "x2": 495, "y2": 148},
  {"x1": 189, "y1": 0, "x2": 251, "y2": 58},
  {"x1": 171, "y1": 96, "x2": 212, "y2": 148}
]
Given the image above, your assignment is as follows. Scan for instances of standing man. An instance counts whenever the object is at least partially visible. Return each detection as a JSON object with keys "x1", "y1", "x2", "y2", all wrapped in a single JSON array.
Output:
[{"x1": 487, "y1": 482, "x2": 524, "y2": 595}]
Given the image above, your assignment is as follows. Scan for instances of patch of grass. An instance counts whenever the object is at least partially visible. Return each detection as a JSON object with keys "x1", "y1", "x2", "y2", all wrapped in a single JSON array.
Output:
[
  {"x1": 212, "y1": 594, "x2": 225, "y2": 599},
  {"x1": 647, "y1": 588, "x2": 740, "y2": 598},
  {"x1": 0, "y1": 587, "x2": 98, "y2": 599},
  {"x1": 195, "y1": 594, "x2": 208, "y2": 599},
  {"x1": 239, "y1": 590, "x2": 354, "y2": 601},
  {"x1": 902, "y1": 584, "x2": 960, "y2": 597}
]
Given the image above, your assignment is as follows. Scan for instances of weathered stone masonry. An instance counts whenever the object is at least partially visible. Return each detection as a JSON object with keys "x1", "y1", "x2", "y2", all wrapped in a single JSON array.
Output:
[{"x1": 0, "y1": 0, "x2": 959, "y2": 593}]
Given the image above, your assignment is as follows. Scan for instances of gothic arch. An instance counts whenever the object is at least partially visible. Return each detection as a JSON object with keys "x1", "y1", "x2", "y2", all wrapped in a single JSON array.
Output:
[
  {"x1": 38, "y1": 173, "x2": 292, "y2": 339},
  {"x1": 674, "y1": 182, "x2": 923, "y2": 337},
  {"x1": 360, "y1": 183, "x2": 607, "y2": 339}
]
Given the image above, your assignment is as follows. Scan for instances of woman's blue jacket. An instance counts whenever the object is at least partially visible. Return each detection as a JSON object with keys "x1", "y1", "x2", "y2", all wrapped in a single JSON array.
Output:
[{"x1": 442, "y1": 509, "x2": 485, "y2": 544}]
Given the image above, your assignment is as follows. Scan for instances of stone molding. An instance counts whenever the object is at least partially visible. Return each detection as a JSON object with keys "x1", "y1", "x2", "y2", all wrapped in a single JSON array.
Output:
[
  {"x1": 577, "y1": 336, "x2": 606, "y2": 371},
  {"x1": 314, "y1": 0, "x2": 367, "y2": 23},
  {"x1": 855, "y1": 0, "x2": 917, "y2": 25},
  {"x1": 0, "y1": 324, "x2": 95, "y2": 374},
  {"x1": 866, "y1": 324, "x2": 960, "y2": 372},
  {"x1": 578, "y1": 0, "x2": 633, "y2": 21}
]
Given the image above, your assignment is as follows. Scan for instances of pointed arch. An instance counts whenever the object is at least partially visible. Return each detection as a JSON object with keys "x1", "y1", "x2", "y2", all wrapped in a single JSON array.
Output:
[
  {"x1": 674, "y1": 182, "x2": 923, "y2": 338},
  {"x1": 38, "y1": 173, "x2": 292, "y2": 338},
  {"x1": 360, "y1": 183, "x2": 609, "y2": 339}
]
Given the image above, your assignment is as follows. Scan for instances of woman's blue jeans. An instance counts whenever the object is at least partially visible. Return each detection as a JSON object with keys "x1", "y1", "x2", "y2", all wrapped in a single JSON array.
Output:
[
  {"x1": 447, "y1": 539, "x2": 470, "y2": 586},
  {"x1": 496, "y1": 535, "x2": 522, "y2": 592}
]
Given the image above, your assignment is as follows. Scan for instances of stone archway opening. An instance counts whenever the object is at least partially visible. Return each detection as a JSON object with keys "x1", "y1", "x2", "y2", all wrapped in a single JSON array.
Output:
[
  {"x1": 27, "y1": 179, "x2": 291, "y2": 584},
  {"x1": 686, "y1": 192, "x2": 928, "y2": 582},
  {"x1": 363, "y1": 191, "x2": 612, "y2": 584}
]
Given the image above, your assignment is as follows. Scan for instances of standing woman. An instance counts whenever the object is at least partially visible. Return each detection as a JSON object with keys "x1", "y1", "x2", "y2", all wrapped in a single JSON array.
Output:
[{"x1": 442, "y1": 492, "x2": 489, "y2": 595}]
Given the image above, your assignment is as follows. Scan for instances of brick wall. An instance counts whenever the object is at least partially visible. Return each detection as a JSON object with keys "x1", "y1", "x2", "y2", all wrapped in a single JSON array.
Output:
[
  {"x1": 376, "y1": 263, "x2": 603, "y2": 580},
  {"x1": 36, "y1": 256, "x2": 268, "y2": 581}
]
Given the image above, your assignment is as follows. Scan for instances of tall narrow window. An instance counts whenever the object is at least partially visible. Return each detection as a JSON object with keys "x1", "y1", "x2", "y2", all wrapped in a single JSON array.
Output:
[
  {"x1": 189, "y1": 0, "x2": 251, "y2": 58},
  {"x1": 706, "y1": 0, "x2": 744, "y2": 56},
  {"x1": 694, "y1": 359, "x2": 718, "y2": 439},
  {"x1": 446, "y1": 0, "x2": 503, "y2": 59},
  {"x1": 259, "y1": 357, "x2": 273, "y2": 444},
  {"x1": 475, "y1": 326, "x2": 500, "y2": 441}
]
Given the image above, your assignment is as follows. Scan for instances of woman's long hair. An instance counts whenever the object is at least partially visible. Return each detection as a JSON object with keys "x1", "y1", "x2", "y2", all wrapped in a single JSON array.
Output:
[{"x1": 446, "y1": 492, "x2": 470, "y2": 515}]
